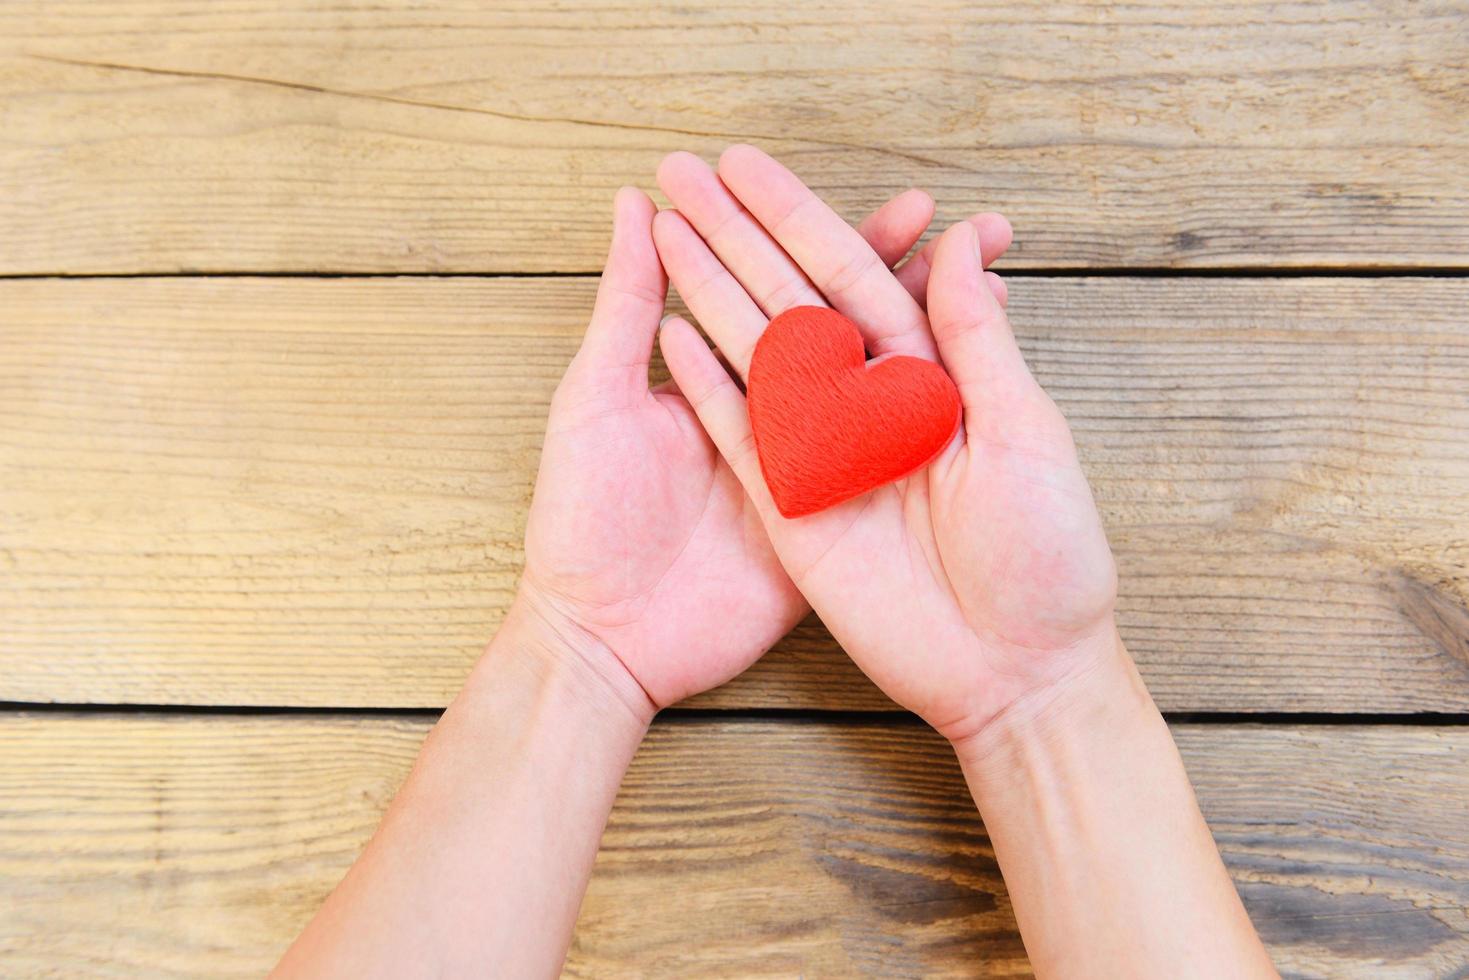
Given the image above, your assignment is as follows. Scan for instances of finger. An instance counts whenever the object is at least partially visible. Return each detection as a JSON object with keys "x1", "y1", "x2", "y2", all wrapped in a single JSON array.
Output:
[
  {"x1": 657, "y1": 151, "x2": 826, "y2": 317},
  {"x1": 717, "y1": 144, "x2": 936, "y2": 361},
  {"x1": 926, "y1": 221, "x2": 1034, "y2": 433},
  {"x1": 895, "y1": 212, "x2": 1013, "y2": 308},
  {"x1": 573, "y1": 187, "x2": 667, "y2": 389},
  {"x1": 652, "y1": 209, "x2": 768, "y2": 380},
  {"x1": 986, "y1": 271, "x2": 1008, "y2": 308},
  {"x1": 856, "y1": 188, "x2": 935, "y2": 268},
  {"x1": 657, "y1": 317, "x2": 780, "y2": 519},
  {"x1": 655, "y1": 167, "x2": 939, "y2": 375}
]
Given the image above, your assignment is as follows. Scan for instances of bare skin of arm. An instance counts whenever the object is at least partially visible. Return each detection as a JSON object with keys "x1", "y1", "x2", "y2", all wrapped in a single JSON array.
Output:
[
  {"x1": 272, "y1": 599, "x2": 649, "y2": 978},
  {"x1": 655, "y1": 145, "x2": 1278, "y2": 979},
  {"x1": 957, "y1": 632, "x2": 1274, "y2": 977},
  {"x1": 271, "y1": 184, "x2": 1009, "y2": 978}
]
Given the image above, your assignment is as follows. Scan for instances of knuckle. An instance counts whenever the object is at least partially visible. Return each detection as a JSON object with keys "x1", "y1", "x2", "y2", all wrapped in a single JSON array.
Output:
[
  {"x1": 687, "y1": 374, "x2": 730, "y2": 412},
  {"x1": 728, "y1": 429, "x2": 759, "y2": 467},
  {"x1": 822, "y1": 247, "x2": 879, "y2": 298},
  {"x1": 760, "y1": 273, "x2": 818, "y2": 314},
  {"x1": 768, "y1": 194, "x2": 819, "y2": 239},
  {"x1": 702, "y1": 204, "x2": 747, "y2": 245},
  {"x1": 685, "y1": 265, "x2": 731, "y2": 303},
  {"x1": 603, "y1": 278, "x2": 665, "y2": 308},
  {"x1": 938, "y1": 309, "x2": 989, "y2": 343}
]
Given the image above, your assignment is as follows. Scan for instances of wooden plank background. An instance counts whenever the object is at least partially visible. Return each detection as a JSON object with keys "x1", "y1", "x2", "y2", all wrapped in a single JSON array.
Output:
[
  {"x1": 0, "y1": 714, "x2": 1465, "y2": 978},
  {"x1": 3, "y1": 276, "x2": 1467, "y2": 711},
  {"x1": 3, "y1": 1, "x2": 1468, "y2": 976},
  {"x1": 1, "y1": 0, "x2": 1467, "y2": 274}
]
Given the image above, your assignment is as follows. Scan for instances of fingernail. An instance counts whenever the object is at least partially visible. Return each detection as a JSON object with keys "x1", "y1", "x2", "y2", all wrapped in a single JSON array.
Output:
[
  {"x1": 970, "y1": 222, "x2": 984, "y2": 265},
  {"x1": 659, "y1": 313, "x2": 676, "y2": 330}
]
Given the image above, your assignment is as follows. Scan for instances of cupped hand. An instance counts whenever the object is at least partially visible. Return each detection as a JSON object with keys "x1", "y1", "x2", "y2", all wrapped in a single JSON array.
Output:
[
  {"x1": 653, "y1": 147, "x2": 1117, "y2": 742},
  {"x1": 519, "y1": 182, "x2": 1013, "y2": 711}
]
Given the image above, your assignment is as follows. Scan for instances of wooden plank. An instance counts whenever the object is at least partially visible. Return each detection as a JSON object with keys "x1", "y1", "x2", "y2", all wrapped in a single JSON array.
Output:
[
  {"x1": 2, "y1": 1, "x2": 1466, "y2": 274},
  {"x1": 0, "y1": 713, "x2": 1464, "y2": 977},
  {"x1": 3, "y1": 276, "x2": 1468, "y2": 711}
]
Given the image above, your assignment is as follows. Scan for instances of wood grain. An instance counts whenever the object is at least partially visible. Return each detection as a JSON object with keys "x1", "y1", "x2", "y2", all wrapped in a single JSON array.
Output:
[
  {"x1": 2, "y1": 0, "x2": 1466, "y2": 274},
  {"x1": 0, "y1": 713, "x2": 1465, "y2": 977},
  {"x1": 3, "y1": 275, "x2": 1468, "y2": 711}
]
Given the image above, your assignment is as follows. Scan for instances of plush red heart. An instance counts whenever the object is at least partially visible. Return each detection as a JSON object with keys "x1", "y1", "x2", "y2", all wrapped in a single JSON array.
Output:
[{"x1": 746, "y1": 305, "x2": 961, "y2": 518}]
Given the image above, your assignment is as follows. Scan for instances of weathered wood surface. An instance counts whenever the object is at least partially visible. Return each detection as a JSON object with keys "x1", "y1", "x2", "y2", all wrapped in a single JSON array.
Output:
[
  {"x1": 0, "y1": 714, "x2": 1464, "y2": 978},
  {"x1": 2, "y1": 0, "x2": 1466, "y2": 275},
  {"x1": 3, "y1": 275, "x2": 1467, "y2": 711}
]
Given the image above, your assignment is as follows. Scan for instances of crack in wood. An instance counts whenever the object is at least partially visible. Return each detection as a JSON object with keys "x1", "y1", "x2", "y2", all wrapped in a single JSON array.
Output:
[{"x1": 24, "y1": 52, "x2": 956, "y2": 172}]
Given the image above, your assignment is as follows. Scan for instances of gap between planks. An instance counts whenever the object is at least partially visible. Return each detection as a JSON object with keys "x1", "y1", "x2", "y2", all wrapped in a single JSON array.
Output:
[
  {"x1": 3, "y1": 701, "x2": 1469, "y2": 727},
  {"x1": 4, "y1": 267, "x2": 1469, "y2": 281}
]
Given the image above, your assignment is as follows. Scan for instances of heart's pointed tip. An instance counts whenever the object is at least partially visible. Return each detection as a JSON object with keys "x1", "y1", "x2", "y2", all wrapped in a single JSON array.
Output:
[
  {"x1": 775, "y1": 501, "x2": 809, "y2": 520},
  {"x1": 771, "y1": 490, "x2": 848, "y2": 520}
]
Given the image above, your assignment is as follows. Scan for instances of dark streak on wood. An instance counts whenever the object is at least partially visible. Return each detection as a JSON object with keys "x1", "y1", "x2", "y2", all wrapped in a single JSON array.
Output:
[
  {"x1": 1240, "y1": 881, "x2": 1460, "y2": 960},
  {"x1": 1, "y1": 715, "x2": 1466, "y2": 976},
  {"x1": 1389, "y1": 567, "x2": 1469, "y2": 675}
]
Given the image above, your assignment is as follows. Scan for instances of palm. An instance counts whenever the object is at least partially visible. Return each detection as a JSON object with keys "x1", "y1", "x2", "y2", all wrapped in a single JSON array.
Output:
[
  {"x1": 525, "y1": 383, "x2": 794, "y2": 707},
  {"x1": 935, "y1": 402, "x2": 1117, "y2": 653},
  {"x1": 520, "y1": 182, "x2": 963, "y2": 708},
  {"x1": 654, "y1": 147, "x2": 1116, "y2": 739},
  {"x1": 765, "y1": 395, "x2": 1115, "y2": 735}
]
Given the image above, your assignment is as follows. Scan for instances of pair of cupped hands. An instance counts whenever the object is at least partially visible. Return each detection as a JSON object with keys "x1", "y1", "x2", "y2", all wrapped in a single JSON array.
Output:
[{"x1": 517, "y1": 146, "x2": 1118, "y2": 749}]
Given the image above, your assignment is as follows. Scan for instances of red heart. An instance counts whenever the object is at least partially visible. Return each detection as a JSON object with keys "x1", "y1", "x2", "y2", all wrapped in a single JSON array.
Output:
[{"x1": 746, "y1": 306, "x2": 961, "y2": 518}]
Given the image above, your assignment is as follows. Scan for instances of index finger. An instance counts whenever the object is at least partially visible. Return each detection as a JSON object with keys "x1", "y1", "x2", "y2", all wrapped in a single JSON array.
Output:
[{"x1": 717, "y1": 145, "x2": 937, "y2": 362}]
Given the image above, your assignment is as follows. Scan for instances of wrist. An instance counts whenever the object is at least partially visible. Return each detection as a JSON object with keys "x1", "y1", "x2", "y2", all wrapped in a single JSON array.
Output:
[
  {"x1": 948, "y1": 628, "x2": 1274, "y2": 977},
  {"x1": 950, "y1": 626, "x2": 1160, "y2": 798},
  {"x1": 468, "y1": 584, "x2": 658, "y2": 732}
]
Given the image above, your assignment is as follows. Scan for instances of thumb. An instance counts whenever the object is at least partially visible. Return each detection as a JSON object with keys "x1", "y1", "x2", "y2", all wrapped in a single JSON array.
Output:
[
  {"x1": 570, "y1": 187, "x2": 667, "y2": 393},
  {"x1": 926, "y1": 221, "x2": 1037, "y2": 429}
]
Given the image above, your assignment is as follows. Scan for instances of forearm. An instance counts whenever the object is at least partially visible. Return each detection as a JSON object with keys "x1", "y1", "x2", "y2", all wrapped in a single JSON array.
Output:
[
  {"x1": 955, "y1": 631, "x2": 1277, "y2": 979},
  {"x1": 273, "y1": 596, "x2": 652, "y2": 979}
]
